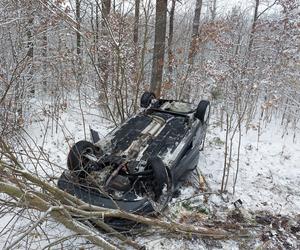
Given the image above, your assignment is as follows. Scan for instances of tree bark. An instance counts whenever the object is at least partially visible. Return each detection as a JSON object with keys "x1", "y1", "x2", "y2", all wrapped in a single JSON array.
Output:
[
  {"x1": 102, "y1": 0, "x2": 111, "y2": 23},
  {"x1": 243, "y1": 0, "x2": 260, "y2": 72},
  {"x1": 133, "y1": 0, "x2": 140, "y2": 48},
  {"x1": 42, "y1": 5, "x2": 48, "y2": 92},
  {"x1": 101, "y1": 0, "x2": 111, "y2": 85},
  {"x1": 133, "y1": 0, "x2": 141, "y2": 112},
  {"x1": 180, "y1": 0, "x2": 202, "y2": 100},
  {"x1": 167, "y1": 0, "x2": 176, "y2": 85},
  {"x1": 26, "y1": 2, "x2": 34, "y2": 96},
  {"x1": 188, "y1": 0, "x2": 203, "y2": 65},
  {"x1": 150, "y1": 0, "x2": 168, "y2": 97},
  {"x1": 76, "y1": 0, "x2": 81, "y2": 55},
  {"x1": 248, "y1": 0, "x2": 260, "y2": 55},
  {"x1": 210, "y1": 0, "x2": 217, "y2": 21}
]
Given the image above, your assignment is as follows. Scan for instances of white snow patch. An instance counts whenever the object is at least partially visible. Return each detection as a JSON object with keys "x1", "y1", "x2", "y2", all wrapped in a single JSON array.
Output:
[{"x1": 200, "y1": 118, "x2": 300, "y2": 215}]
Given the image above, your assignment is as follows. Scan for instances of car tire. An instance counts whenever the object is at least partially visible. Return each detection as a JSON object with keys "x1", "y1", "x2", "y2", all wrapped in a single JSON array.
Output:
[
  {"x1": 195, "y1": 100, "x2": 210, "y2": 124},
  {"x1": 147, "y1": 157, "x2": 169, "y2": 201},
  {"x1": 67, "y1": 140, "x2": 97, "y2": 175},
  {"x1": 140, "y1": 91, "x2": 156, "y2": 108}
]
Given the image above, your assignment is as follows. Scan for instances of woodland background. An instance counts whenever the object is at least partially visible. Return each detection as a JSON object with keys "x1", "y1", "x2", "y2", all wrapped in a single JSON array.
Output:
[{"x1": 0, "y1": 0, "x2": 299, "y2": 249}]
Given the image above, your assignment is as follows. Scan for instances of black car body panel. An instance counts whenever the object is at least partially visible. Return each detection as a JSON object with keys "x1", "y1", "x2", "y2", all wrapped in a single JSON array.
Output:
[{"x1": 58, "y1": 172, "x2": 154, "y2": 213}]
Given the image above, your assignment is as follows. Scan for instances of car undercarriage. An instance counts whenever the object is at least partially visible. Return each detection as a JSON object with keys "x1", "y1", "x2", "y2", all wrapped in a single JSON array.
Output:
[{"x1": 58, "y1": 93, "x2": 210, "y2": 215}]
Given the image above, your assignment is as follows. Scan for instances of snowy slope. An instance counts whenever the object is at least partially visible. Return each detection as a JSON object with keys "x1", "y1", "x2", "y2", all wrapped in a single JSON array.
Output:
[
  {"x1": 201, "y1": 118, "x2": 300, "y2": 215},
  {"x1": 1, "y1": 99, "x2": 299, "y2": 249}
]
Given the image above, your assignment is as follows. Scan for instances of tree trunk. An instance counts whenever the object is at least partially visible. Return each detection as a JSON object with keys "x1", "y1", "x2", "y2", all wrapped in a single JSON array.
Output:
[
  {"x1": 133, "y1": 0, "x2": 140, "y2": 49},
  {"x1": 167, "y1": 0, "x2": 176, "y2": 86},
  {"x1": 150, "y1": 0, "x2": 168, "y2": 97},
  {"x1": 133, "y1": 0, "x2": 141, "y2": 112},
  {"x1": 102, "y1": 0, "x2": 111, "y2": 25},
  {"x1": 76, "y1": 0, "x2": 81, "y2": 56},
  {"x1": 26, "y1": 2, "x2": 34, "y2": 96},
  {"x1": 95, "y1": 1, "x2": 99, "y2": 64},
  {"x1": 248, "y1": 0, "x2": 260, "y2": 55},
  {"x1": 188, "y1": 0, "x2": 203, "y2": 65},
  {"x1": 243, "y1": 0, "x2": 260, "y2": 73},
  {"x1": 42, "y1": 5, "x2": 48, "y2": 92},
  {"x1": 101, "y1": 0, "x2": 111, "y2": 85},
  {"x1": 210, "y1": 0, "x2": 217, "y2": 21},
  {"x1": 180, "y1": 0, "x2": 202, "y2": 101}
]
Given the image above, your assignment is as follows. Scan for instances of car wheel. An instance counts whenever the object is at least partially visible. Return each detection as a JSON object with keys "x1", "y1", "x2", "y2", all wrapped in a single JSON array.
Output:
[
  {"x1": 195, "y1": 100, "x2": 210, "y2": 124},
  {"x1": 67, "y1": 140, "x2": 97, "y2": 176},
  {"x1": 147, "y1": 157, "x2": 169, "y2": 201},
  {"x1": 140, "y1": 91, "x2": 156, "y2": 108}
]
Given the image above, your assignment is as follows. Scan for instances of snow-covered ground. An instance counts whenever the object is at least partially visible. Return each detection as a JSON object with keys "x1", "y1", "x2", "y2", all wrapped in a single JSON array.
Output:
[
  {"x1": 1, "y1": 99, "x2": 299, "y2": 249},
  {"x1": 141, "y1": 116, "x2": 300, "y2": 249},
  {"x1": 201, "y1": 118, "x2": 300, "y2": 215}
]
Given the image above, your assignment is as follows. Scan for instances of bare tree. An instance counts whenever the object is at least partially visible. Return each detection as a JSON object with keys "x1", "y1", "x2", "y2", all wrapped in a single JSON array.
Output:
[
  {"x1": 76, "y1": 0, "x2": 81, "y2": 56},
  {"x1": 102, "y1": 0, "x2": 111, "y2": 22},
  {"x1": 41, "y1": 5, "x2": 48, "y2": 91},
  {"x1": 133, "y1": 0, "x2": 141, "y2": 111},
  {"x1": 209, "y1": 0, "x2": 217, "y2": 21},
  {"x1": 188, "y1": 0, "x2": 203, "y2": 65},
  {"x1": 167, "y1": 0, "x2": 176, "y2": 86},
  {"x1": 27, "y1": 1, "x2": 34, "y2": 95},
  {"x1": 150, "y1": 0, "x2": 168, "y2": 97},
  {"x1": 247, "y1": 0, "x2": 260, "y2": 57},
  {"x1": 179, "y1": 0, "x2": 203, "y2": 100},
  {"x1": 100, "y1": 0, "x2": 111, "y2": 85},
  {"x1": 133, "y1": 0, "x2": 140, "y2": 51}
]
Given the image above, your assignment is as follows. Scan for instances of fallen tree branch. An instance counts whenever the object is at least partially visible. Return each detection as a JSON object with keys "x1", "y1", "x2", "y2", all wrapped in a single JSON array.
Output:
[
  {"x1": 0, "y1": 142, "x2": 252, "y2": 249},
  {"x1": 0, "y1": 176, "x2": 247, "y2": 241},
  {"x1": 0, "y1": 181, "x2": 119, "y2": 250},
  {"x1": 5, "y1": 206, "x2": 57, "y2": 250}
]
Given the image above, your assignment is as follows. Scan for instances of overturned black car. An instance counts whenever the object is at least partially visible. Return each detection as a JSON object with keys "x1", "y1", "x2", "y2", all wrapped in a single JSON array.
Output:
[{"x1": 58, "y1": 92, "x2": 210, "y2": 215}]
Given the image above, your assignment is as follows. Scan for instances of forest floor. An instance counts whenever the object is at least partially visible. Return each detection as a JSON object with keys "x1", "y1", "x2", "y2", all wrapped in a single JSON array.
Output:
[
  {"x1": 138, "y1": 115, "x2": 300, "y2": 249},
  {"x1": 1, "y1": 98, "x2": 300, "y2": 249}
]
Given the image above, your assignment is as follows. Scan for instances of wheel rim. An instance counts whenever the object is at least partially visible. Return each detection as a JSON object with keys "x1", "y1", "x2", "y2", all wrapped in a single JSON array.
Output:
[{"x1": 79, "y1": 147, "x2": 94, "y2": 168}]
